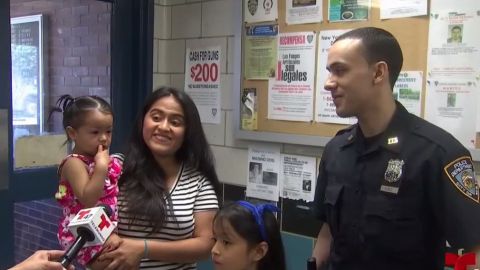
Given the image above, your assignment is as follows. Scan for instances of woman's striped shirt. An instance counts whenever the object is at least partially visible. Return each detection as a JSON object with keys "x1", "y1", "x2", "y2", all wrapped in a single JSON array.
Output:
[{"x1": 117, "y1": 164, "x2": 219, "y2": 269}]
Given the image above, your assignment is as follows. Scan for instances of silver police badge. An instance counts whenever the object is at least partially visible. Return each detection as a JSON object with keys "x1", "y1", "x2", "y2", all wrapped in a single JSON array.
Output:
[{"x1": 384, "y1": 159, "x2": 404, "y2": 183}]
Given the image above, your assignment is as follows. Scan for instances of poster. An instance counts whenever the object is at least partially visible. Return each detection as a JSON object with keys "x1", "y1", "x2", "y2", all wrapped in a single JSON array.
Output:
[
  {"x1": 426, "y1": 3, "x2": 480, "y2": 80},
  {"x1": 246, "y1": 144, "x2": 281, "y2": 202},
  {"x1": 425, "y1": 0, "x2": 480, "y2": 149},
  {"x1": 328, "y1": 0, "x2": 370, "y2": 22},
  {"x1": 393, "y1": 71, "x2": 423, "y2": 117},
  {"x1": 184, "y1": 46, "x2": 221, "y2": 124},
  {"x1": 379, "y1": 0, "x2": 427, "y2": 19},
  {"x1": 244, "y1": 0, "x2": 278, "y2": 23},
  {"x1": 424, "y1": 80, "x2": 478, "y2": 148},
  {"x1": 268, "y1": 32, "x2": 316, "y2": 122},
  {"x1": 315, "y1": 29, "x2": 356, "y2": 124},
  {"x1": 244, "y1": 24, "x2": 278, "y2": 80},
  {"x1": 241, "y1": 88, "x2": 258, "y2": 130},
  {"x1": 286, "y1": 0, "x2": 322, "y2": 25},
  {"x1": 280, "y1": 154, "x2": 316, "y2": 202},
  {"x1": 11, "y1": 15, "x2": 43, "y2": 127}
]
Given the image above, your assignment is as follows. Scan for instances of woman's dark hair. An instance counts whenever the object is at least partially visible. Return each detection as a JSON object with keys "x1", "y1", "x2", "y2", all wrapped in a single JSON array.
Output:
[
  {"x1": 214, "y1": 202, "x2": 286, "y2": 270},
  {"x1": 49, "y1": 95, "x2": 113, "y2": 143},
  {"x1": 120, "y1": 86, "x2": 221, "y2": 233}
]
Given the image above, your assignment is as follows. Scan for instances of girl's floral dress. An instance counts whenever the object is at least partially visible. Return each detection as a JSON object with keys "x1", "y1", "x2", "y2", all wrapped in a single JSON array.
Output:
[{"x1": 55, "y1": 153, "x2": 122, "y2": 266}]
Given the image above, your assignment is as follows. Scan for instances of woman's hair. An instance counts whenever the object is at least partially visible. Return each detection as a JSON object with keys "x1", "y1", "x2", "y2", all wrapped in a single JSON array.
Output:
[
  {"x1": 49, "y1": 95, "x2": 113, "y2": 143},
  {"x1": 214, "y1": 201, "x2": 286, "y2": 270},
  {"x1": 119, "y1": 86, "x2": 221, "y2": 233}
]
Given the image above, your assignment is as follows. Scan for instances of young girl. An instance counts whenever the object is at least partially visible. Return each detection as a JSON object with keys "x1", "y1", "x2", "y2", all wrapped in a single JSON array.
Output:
[
  {"x1": 52, "y1": 95, "x2": 122, "y2": 267},
  {"x1": 211, "y1": 201, "x2": 286, "y2": 270}
]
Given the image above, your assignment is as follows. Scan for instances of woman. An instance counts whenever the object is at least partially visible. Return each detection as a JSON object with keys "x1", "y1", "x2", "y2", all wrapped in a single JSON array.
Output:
[{"x1": 100, "y1": 87, "x2": 221, "y2": 269}]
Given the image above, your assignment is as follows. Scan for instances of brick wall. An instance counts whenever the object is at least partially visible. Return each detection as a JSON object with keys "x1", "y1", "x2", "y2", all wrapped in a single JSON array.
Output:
[
  {"x1": 13, "y1": 199, "x2": 62, "y2": 264},
  {"x1": 10, "y1": 0, "x2": 111, "y2": 133}
]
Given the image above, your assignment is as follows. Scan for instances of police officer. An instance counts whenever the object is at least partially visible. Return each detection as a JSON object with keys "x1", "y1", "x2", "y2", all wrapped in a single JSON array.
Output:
[{"x1": 312, "y1": 27, "x2": 480, "y2": 270}]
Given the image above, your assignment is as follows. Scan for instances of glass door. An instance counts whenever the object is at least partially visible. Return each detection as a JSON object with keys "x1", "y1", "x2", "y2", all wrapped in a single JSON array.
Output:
[{"x1": 0, "y1": 0, "x2": 152, "y2": 268}]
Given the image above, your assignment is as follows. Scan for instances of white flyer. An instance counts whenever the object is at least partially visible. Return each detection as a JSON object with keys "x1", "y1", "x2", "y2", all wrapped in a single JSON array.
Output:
[
  {"x1": 246, "y1": 144, "x2": 281, "y2": 202},
  {"x1": 286, "y1": 0, "x2": 322, "y2": 25},
  {"x1": 380, "y1": 0, "x2": 427, "y2": 19},
  {"x1": 315, "y1": 29, "x2": 356, "y2": 124},
  {"x1": 280, "y1": 154, "x2": 317, "y2": 202},
  {"x1": 244, "y1": 0, "x2": 278, "y2": 23},
  {"x1": 424, "y1": 79, "x2": 478, "y2": 148},
  {"x1": 393, "y1": 71, "x2": 423, "y2": 117},
  {"x1": 184, "y1": 46, "x2": 221, "y2": 124},
  {"x1": 427, "y1": 2, "x2": 480, "y2": 80}
]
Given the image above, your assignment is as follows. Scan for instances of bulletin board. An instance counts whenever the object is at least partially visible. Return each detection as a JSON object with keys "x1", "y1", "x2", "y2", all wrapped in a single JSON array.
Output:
[
  {"x1": 233, "y1": 0, "x2": 480, "y2": 160},
  {"x1": 236, "y1": 0, "x2": 428, "y2": 139}
]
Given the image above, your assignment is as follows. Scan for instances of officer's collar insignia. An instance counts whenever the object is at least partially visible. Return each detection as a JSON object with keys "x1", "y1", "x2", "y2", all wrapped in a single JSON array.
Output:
[
  {"x1": 348, "y1": 134, "x2": 354, "y2": 141},
  {"x1": 387, "y1": 137, "x2": 398, "y2": 144},
  {"x1": 384, "y1": 159, "x2": 404, "y2": 183},
  {"x1": 444, "y1": 156, "x2": 480, "y2": 203}
]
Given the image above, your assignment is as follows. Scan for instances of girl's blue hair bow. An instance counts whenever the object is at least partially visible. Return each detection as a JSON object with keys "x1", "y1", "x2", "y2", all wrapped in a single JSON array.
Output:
[{"x1": 236, "y1": 200, "x2": 279, "y2": 241}]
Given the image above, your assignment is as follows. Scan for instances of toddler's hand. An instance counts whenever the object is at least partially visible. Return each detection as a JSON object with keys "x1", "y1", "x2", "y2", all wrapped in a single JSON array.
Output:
[{"x1": 94, "y1": 144, "x2": 110, "y2": 171}]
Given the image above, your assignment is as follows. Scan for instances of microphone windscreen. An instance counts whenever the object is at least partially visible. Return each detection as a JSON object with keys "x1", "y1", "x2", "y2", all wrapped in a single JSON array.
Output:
[{"x1": 97, "y1": 203, "x2": 113, "y2": 217}]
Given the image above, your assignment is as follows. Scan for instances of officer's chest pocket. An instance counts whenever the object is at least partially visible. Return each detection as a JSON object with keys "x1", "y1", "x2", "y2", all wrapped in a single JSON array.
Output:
[
  {"x1": 363, "y1": 197, "x2": 425, "y2": 257},
  {"x1": 323, "y1": 183, "x2": 344, "y2": 234}
]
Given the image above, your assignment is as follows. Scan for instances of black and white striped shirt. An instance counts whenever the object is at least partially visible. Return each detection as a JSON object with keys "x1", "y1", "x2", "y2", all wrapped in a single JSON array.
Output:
[{"x1": 117, "y1": 164, "x2": 219, "y2": 269}]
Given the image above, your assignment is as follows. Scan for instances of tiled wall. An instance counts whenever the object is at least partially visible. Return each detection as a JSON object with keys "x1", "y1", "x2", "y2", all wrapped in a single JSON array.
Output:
[{"x1": 153, "y1": 1, "x2": 322, "y2": 269}]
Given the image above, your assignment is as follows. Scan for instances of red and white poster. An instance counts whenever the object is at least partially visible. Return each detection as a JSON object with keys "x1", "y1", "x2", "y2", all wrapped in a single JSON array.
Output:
[
  {"x1": 268, "y1": 32, "x2": 316, "y2": 122},
  {"x1": 185, "y1": 46, "x2": 221, "y2": 124}
]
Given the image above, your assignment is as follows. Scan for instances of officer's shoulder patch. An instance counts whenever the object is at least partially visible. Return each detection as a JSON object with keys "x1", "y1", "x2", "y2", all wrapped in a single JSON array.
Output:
[{"x1": 444, "y1": 156, "x2": 479, "y2": 203}]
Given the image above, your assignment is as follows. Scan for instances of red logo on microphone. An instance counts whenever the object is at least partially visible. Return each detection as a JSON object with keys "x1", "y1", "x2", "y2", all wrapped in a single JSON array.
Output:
[
  {"x1": 98, "y1": 214, "x2": 111, "y2": 230},
  {"x1": 445, "y1": 252, "x2": 476, "y2": 270},
  {"x1": 77, "y1": 210, "x2": 91, "y2": 219}
]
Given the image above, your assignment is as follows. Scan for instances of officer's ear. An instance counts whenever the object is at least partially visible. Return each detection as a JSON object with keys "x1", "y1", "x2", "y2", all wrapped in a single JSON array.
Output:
[{"x1": 372, "y1": 61, "x2": 388, "y2": 85}]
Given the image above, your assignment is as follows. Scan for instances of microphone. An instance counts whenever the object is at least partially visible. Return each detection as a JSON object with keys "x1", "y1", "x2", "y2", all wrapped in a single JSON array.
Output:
[{"x1": 59, "y1": 204, "x2": 115, "y2": 268}]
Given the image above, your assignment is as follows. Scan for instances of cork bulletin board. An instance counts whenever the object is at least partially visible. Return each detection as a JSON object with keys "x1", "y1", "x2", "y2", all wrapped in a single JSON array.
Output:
[
  {"x1": 233, "y1": 0, "x2": 480, "y2": 160},
  {"x1": 241, "y1": 0, "x2": 428, "y2": 133},
  {"x1": 235, "y1": 0, "x2": 429, "y2": 146}
]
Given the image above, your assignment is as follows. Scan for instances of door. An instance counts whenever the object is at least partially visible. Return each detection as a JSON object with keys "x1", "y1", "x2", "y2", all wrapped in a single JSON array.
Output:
[{"x1": 0, "y1": 0, "x2": 152, "y2": 268}]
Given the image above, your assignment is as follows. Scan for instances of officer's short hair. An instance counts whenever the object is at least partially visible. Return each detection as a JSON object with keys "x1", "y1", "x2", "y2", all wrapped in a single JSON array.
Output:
[{"x1": 334, "y1": 27, "x2": 403, "y2": 90}]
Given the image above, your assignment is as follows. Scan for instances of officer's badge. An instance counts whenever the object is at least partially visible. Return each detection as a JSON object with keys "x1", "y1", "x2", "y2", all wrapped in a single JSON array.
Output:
[
  {"x1": 384, "y1": 159, "x2": 404, "y2": 183},
  {"x1": 444, "y1": 156, "x2": 479, "y2": 203},
  {"x1": 380, "y1": 159, "x2": 404, "y2": 194}
]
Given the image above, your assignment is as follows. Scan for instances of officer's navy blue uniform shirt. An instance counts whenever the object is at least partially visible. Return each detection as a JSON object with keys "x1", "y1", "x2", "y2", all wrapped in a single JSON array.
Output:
[{"x1": 314, "y1": 102, "x2": 480, "y2": 270}]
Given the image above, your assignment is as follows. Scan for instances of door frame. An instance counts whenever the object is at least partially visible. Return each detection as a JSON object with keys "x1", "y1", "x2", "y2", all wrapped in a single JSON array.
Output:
[{"x1": 0, "y1": 0, "x2": 153, "y2": 267}]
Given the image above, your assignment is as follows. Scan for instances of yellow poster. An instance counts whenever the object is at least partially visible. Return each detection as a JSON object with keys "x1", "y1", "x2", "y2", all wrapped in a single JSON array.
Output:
[{"x1": 244, "y1": 24, "x2": 278, "y2": 80}]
